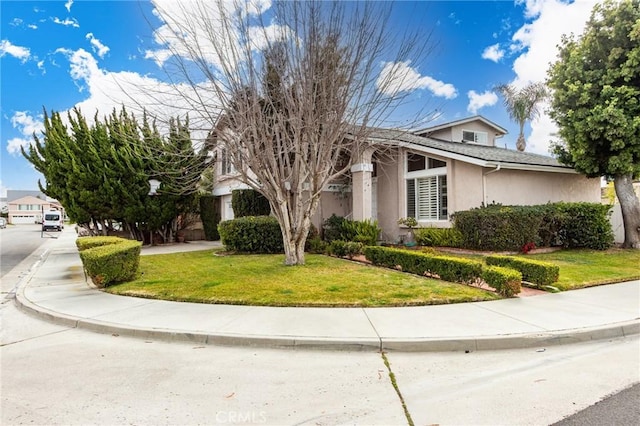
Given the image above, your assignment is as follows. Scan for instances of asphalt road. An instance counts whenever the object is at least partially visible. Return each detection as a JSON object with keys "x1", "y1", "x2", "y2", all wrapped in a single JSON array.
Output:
[
  {"x1": 553, "y1": 383, "x2": 640, "y2": 426},
  {"x1": 0, "y1": 224, "x2": 50, "y2": 278}
]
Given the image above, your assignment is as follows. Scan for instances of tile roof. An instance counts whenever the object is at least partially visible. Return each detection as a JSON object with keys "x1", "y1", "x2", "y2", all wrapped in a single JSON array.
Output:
[{"x1": 363, "y1": 128, "x2": 571, "y2": 170}]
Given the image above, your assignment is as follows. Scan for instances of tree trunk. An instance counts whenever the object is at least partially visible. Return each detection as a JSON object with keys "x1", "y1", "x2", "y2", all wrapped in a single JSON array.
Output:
[
  {"x1": 516, "y1": 133, "x2": 526, "y2": 152},
  {"x1": 614, "y1": 174, "x2": 640, "y2": 249}
]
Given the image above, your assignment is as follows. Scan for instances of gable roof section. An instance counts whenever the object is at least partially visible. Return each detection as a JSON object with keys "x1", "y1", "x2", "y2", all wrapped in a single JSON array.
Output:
[
  {"x1": 364, "y1": 128, "x2": 575, "y2": 173},
  {"x1": 412, "y1": 115, "x2": 508, "y2": 136},
  {"x1": 8, "y1": 195, "x2": 50, "y2": 205}
]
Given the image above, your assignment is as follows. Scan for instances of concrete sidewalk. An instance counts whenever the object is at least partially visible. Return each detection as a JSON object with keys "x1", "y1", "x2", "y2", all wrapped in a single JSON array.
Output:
[{"x1": 13, "y1": 228, "x2": 640, "y2": 352}]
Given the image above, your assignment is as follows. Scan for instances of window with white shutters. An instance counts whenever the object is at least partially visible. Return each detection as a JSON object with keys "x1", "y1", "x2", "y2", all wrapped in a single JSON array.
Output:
[{"x1": 405, "y1": 151, "x2": 448, "y2": 222}]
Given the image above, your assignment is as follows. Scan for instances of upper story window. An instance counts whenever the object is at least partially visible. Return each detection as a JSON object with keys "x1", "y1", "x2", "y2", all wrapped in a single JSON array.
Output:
[
  {"x1": 18, "y1": 204, "x2": 41, "y2": 211},
  {"x1": 220, "y1": 148, "x2": 237, "y2": 175},
  {"x1": 462, "y1": 130, "x2": 488, "y2": 144}
]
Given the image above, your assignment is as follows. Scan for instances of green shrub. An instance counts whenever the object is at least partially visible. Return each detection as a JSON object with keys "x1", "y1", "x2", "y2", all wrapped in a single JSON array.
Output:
[
  {"x1": 327, "y1": 240, "x2": 364, "y2": 259},
  {"x1": 199, "y1": 195, "x2": 221, "y2": 240},
  {"x1": 322, "y1": 214, "x2": 346, "y2": 242},
  {"x1": 451, "y1": 205, "x2": 543, "y2": 251},
  {"x1": 414, "y1": 227, "x2": 463, "y2": 247},
  {"x1": 482, "y1": 266, "x2": 522, "y2": 297},
  {"x1": 554, "y1": 202, "x2": 614, "y2": 250},
  {"x1": 341, "y1": 219, "x2": 381, "y2": 246},
  {"x1": 231, "y1": 189, "x2": 271, "y2": 217},
  {"x1": 218, "y1": 216, "x2": 283, "y2": 253},
  {"x1": 78, "y1": 238, "x2": 141, "y2": 287},
  {"x1": 451, "y1": 202, "x2": 613, "y2": 251},
  {"x1": 485, "y1": 255, "x2": 559, "y2": 287},
  {"x1": 363, "y1": 246, "x2": 483, "y2": 284},
  {"x1": 76, "y1": 236, "x2": 125, "y2": 251},
  {"x1": 306, "y1": 237, "x2": 328, "y2": 254}
]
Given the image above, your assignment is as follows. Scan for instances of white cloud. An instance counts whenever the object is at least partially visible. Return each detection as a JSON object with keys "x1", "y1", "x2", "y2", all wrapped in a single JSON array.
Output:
[
  {"x1": 65, "y1": 0, "x2": 74, "y2": 13},
  {"x1": 51, "y1": 48, "x2": 220, "y2": 144},
  {"x1": 28, "y1": 24, "x2": 38, "y2": 30},
  {"x1": 86, "y1": 33, "x2": 110, "y2": 58},
  {"x1": 467, "y1": 90, "x2": 498, "y2": 114},
  {"x1": 52, "y1": 17, "x2": 79, "y2": 27},
  {"x1": 509, "y1": 0, "x2": 593, "y2": 154},
  {"x1": 10, "y1": 18, "x2": 23, "y2": 27},
  {"x1": 0, "y1": 40, "x2": 31, "y2": 62},
  {"x1": 482, "y1": 43, "x2": 504, "y2": 62},
  {"x1": 6, "y1": 111, "x2": 45, "y2": 155},
  {"x1": 147, "y1": 0, "x2": 281, "y2": 68},
  {"x1": 377, "y1": 61, "x2": 457, "y2": 99}
]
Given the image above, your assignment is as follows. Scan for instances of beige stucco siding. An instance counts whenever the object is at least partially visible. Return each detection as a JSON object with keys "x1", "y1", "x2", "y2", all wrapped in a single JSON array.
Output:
[
  {"x1": 375, "y1": 157, "x2": 401, "y2": 242},
  {"x1": 484, "y1": 169, "x2": 601, "y2": 205},
  {"x1": 449, "y1": 160, "x2": 484, "y2": 212}
]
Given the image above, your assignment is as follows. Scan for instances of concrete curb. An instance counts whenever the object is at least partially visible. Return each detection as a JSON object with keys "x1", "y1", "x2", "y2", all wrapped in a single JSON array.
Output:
[{"x1": 15, "y1": 284, "x2": 640, "y2": 352}]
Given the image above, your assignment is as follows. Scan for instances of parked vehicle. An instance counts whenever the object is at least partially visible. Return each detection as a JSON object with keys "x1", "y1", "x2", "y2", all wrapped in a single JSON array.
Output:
[
  {"x1": 0, "y1": 218, "x2": 6, "y2": 229},
  {"x1": 42, "y1": 210, "x2": 64, "y2": 231}
]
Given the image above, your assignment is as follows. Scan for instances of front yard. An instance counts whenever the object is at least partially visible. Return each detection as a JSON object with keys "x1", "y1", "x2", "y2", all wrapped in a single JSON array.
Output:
[
  {"x1": 105, "y1": 248, "x2": 639, "y2": 306},
  {"x1": 107, "y1": 251, "x2": 500, "y2": 306}
]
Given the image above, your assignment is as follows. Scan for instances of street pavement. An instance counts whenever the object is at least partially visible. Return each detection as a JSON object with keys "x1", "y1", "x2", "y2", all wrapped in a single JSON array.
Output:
[{"x1": 11, "y1": 227, "x2": 640, "y2": 352}]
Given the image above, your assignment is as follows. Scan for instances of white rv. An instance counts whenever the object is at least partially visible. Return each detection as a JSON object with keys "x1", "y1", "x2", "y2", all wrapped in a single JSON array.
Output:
[{"x1": 42, "y1": 210, "x2": 64, "y2": 231}]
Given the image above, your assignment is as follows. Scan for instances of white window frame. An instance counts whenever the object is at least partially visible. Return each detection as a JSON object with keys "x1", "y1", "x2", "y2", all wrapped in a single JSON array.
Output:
[
  {"x1": 461, "y1": 129, "x2": 488, "y2": 144},
  {"x1": 405, "y1": 152, "x2": 448, "y2": 222},
  {"x1": 220, "y1": 148, "x2": 237, "y2": 175}
]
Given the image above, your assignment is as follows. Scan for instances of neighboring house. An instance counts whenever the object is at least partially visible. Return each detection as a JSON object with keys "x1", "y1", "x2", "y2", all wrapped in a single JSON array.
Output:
[
  {"x1": 7, "y1": 195, "x2": 64, "y2": 225},
  {"x1": 213, "y1": 116, "x2": 601, "y2": 242}
]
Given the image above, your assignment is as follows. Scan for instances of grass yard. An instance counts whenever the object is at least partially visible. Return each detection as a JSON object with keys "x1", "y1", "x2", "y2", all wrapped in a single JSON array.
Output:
[
  {"x1": 523, "y1": 248, "x2": 640, "y2": 291},
  {"x1": 106, "y1": 251, "x2": 500, "y2": 307}
]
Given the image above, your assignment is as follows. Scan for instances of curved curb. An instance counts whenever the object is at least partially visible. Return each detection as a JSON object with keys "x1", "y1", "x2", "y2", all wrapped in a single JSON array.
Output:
[{"x1": 15, "y1": 284, "x2": 640, "y2": 352}]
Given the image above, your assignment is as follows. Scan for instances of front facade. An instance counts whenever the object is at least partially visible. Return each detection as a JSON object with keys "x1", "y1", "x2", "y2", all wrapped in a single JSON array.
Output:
[
  {"x1": 213, "y1": 116, "x2": 601, "y2": 243},
  {"x1": 7, "y1": 195, "x2": 64, "y2": 225}
]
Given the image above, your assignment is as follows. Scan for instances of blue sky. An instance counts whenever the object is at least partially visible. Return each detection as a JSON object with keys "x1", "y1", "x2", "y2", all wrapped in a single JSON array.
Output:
[{"x1": 0, "y1": 0, "x2": 598, "y2": 195}]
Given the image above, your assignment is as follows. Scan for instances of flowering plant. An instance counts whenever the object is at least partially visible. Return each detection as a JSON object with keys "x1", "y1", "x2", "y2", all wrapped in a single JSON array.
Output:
[{"x1": 521, "y1": 242, "x2": 536, "y2": 254}]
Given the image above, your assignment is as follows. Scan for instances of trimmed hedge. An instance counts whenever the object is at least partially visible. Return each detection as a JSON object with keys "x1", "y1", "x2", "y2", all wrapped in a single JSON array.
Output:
[
  {"x1": 322, "y1": 215, "x2": 381, "y2": 246},
  {"x1": 218, "y1": 216, "x2": 283, "y2": 253},
  {"x1": 485, "y1": 255, "x2": 559, "y2": 287},
  {"x1": 200, "y1": 195, "x2": 220, "y2": 240},
  {"x1": 77, "y1": 237, "x2": 141, "y2": 288},
  {"x1": 452, "y1": 205, "x2": 543, "y2": 251},
  {"x1": 76, "y1": 236, "x2": 124, "y2": 251},
  {"x1": 482, "y1": 266, "x2": 522, "y2": 297},
  {"x1": 451, "y1": 203, "x2": 613, "y2": 251},
  {"x1": 327, "y1": 240, "x2": 364, "y2": 259},
  {"x1": 414, "y1": 227, "x2": 463, "y2": 247},
  {"x1": 231, "y1": 189, "x2": 271, "y2": 217},
  {"x1": 364, "y1": 246, "x2": 483, "y2": 284}
]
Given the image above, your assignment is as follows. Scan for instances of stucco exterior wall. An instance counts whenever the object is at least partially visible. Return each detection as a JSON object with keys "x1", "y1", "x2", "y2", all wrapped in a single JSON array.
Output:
[
  {"x1": 484, "y1": 169, "x2": 601, "y2": 205},
  {"x1": 375, "y1": 154, "x2": 401, "y2": 242},
  {"x1": 312, "y1": 190, "x2": 352, "y2": 233},
  {"x1": 449, "y1": 160, "x2": 484, "y2": 212}
]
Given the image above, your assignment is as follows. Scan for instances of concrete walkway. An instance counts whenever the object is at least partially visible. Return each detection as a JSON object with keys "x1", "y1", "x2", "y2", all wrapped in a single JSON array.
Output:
[{"x1": 12, "y1": 228, "x2": 640, "y2": 352}]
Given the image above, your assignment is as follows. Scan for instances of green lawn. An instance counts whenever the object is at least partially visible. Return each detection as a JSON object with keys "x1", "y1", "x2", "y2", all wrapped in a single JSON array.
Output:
[
  {"x1": 522, "y1": 249, "x2": 640, "y2": 290},
  {"x1": 106, "y1": 248, "x2": 639, "y2": 306},
  {"x1": 106, "y1": 251, "x2": 500, "y2": 307}
]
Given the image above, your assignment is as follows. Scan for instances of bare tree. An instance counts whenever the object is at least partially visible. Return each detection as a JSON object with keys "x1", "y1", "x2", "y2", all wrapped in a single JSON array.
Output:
[{"x1": 149, "y1": 0, "x2": 435, "y2": 265}]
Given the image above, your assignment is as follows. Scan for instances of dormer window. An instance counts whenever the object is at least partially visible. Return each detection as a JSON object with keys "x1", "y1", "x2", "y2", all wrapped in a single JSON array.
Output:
[{"x1": 462, "y1": 130, "x2": 488, "y2": 144}]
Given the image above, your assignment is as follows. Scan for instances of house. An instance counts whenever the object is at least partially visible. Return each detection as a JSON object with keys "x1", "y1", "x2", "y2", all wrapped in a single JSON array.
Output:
[
  {"x1": 7, "y1": 195, "x2": 64, "y2": 225},
  {"x1": 212, "y1": 116, "x2": 601, "y2": 242}
]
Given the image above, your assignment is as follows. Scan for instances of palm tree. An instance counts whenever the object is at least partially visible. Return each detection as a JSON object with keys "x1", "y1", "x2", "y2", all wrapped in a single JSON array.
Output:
[{"x1": 494, "y1": 82, "x2": 548, "y2": 152}]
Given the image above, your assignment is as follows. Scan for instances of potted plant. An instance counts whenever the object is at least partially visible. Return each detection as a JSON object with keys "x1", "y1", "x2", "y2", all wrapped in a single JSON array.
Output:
[{"x1": 397, "y1": 217, "x2": 418, "y2": 247}]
